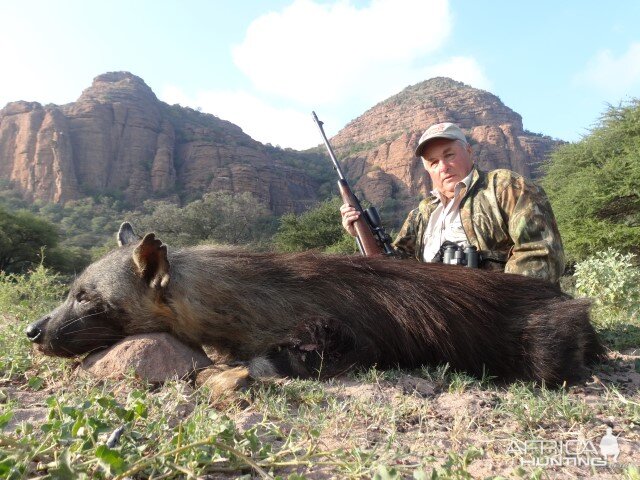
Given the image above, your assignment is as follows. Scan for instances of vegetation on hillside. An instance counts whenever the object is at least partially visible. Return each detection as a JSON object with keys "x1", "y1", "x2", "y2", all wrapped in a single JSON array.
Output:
[
  {"x1": 542, "y1": 100, "x2": 640, "y2": 261},
  {"x1": 0, "y1": 186, "x2": 282, "y2": 271},
  {"x1": 0, "y1": 181, "x2": 126, "y2": 267},
  {"x1": 264, "y1": 144, "x2": 335, "y2": 199},
  {"x1": 127, "y1": 192, "x2": 277, "y2": 248},
  {"x1": 0, "y1": 184, "x2": 360, "y2": 273}
]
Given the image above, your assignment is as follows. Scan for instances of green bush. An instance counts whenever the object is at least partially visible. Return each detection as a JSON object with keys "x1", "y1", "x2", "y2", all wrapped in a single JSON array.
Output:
[
  {"x1": 573, "y1": 248, "x2": 640, "y2": 350},
  {"x1": 0, "y1": 206, "x2": 60, "y2": 273},
  {"x1": 0, "y1": 264, "x2": 67, "y2": 320},
  {"x1": 574, "y1": 248, "x2": 640, "y2": 314},
  {"x1": 0, "y1": 264, "x2": 67, "y2": 380},
  {"x1": 274, "y1": 197, "x2": 358, "y2": 254}
]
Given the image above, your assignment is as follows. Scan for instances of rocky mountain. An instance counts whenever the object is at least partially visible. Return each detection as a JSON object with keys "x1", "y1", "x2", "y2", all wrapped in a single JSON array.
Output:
[
  {"x1": 0, "y1": 72, "x2": 324, "y2": 214},
  {"x1": 331, "y1": 77, "x2": 564, "y2": 207},
  {"x1": 0, "y1": 73, "x2": 562, "y2": 216}
]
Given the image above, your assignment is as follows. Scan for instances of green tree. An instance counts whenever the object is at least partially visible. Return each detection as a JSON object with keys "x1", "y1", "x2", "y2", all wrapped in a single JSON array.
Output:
[
  {"x1": 0, "y1": 206, "x2": 59, "y2": 273},
  {"x1": 542, "y1": 100, "x2": 640, "y2": 261},
  {"x1": 274, "y1": 197, "x2": 358, "y2": 253},
  {"x1": 127, "y1": 192, "x2": 276, "y2": 247},
  {"x1": 45, "y1": 245, "x2": 92, "y2": 275},
  {"x1": 183, "y1": 191, "x2": 276, "y2": 246},
  {"x1": 126, "y1": 200, "x2": 185, "y2": 242}
]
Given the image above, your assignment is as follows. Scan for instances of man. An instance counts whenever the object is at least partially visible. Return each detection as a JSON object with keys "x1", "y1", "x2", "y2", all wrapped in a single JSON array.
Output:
[{"x1": 340, "y1": 122, "x2": 565, "y2": 283}]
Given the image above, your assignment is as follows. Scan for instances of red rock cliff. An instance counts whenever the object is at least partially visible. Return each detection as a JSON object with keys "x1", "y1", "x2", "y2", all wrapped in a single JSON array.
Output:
[{"x1": 0, "y1": 72, "x2": 321, "y2": 214}]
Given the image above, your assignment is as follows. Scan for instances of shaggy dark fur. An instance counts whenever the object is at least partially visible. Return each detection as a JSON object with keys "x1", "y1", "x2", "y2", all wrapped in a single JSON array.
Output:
[{"x1": 27, "y1": 225, "x2": 604, "y2": 386}]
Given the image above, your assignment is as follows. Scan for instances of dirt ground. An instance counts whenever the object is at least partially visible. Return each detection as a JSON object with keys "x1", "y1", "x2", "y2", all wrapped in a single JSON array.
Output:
[{"x1": 2, "y1": 349, "x2": 639, "y2": 479}]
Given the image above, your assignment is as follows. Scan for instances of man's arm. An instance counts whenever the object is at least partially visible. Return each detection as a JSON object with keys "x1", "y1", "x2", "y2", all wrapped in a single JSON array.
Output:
[
  {"x1": 390, "y1": 208, "x2": 422, "y2": 260},
  {"x1": 498, "y1": 175, "x2": 565, "y2": 283}
]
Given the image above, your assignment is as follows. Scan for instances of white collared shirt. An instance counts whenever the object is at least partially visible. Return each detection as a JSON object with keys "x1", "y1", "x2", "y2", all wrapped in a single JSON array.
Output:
[{"x1": 422, "y1": 169, "x2": 474, "y2": 262}]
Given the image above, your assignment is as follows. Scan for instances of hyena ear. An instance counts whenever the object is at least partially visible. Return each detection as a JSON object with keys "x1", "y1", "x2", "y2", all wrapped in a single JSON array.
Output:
[
  {"x1": 133, "y1": 233, "x2": 171, "y2": 289},
  {"x1": 117, "y1": 222, "x2": 141, "y2": 247}
]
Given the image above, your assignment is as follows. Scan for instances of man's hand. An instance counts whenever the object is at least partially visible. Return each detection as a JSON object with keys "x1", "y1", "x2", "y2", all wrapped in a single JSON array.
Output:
[{"x1": 340, "y1": 203, "x2": 360, "y2": 237}]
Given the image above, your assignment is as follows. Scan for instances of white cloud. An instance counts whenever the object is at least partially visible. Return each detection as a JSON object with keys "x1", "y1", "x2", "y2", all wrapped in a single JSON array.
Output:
[
  {"x1": 232, "y1": 0, "x2": 456, "y2": 106},
  {"x1": 574, "y1": 42, "x2": 640, "y2": 97},
  {"x1": 161, "y1": 86, "x2": 324, "y2": 150},
  {"x1": 161, "y1": 0, "x2": 491, "y2": 150},
  {"x1": 160, "y1": 55, "x2": 490, "y2": 150}
]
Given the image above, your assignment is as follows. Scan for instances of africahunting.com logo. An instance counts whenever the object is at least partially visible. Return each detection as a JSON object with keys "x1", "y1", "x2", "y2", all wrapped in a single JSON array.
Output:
[{"x1": 505, "y1": 428, "x2": 621, "y2": 467}]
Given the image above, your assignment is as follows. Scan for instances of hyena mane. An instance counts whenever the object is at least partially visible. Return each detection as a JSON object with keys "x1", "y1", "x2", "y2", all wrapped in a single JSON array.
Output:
[{"x1": 27, "y1": 223, "x2": 605, "y2": 387}]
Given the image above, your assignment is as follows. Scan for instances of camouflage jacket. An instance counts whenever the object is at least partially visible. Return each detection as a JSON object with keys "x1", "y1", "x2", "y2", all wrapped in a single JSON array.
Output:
[{"x1": 392, "y1": 168, "x2": 565, "y2": 283}]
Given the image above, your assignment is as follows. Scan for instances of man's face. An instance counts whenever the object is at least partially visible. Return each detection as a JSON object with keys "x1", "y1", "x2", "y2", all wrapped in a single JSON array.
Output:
[{"x1": 421, "y1": 138, "x2": 474, "y2": 199}]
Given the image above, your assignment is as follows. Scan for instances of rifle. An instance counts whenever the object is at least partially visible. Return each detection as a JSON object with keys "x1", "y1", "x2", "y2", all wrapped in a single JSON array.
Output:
[{"x1": 312, "y1": 111, "x2": 394, "y2": 257}]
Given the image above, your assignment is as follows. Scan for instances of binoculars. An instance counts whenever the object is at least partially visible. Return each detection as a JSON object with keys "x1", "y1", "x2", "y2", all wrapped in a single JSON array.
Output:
[{"x1": 441, "y1": 244, "x2": 479, "y2": 268}]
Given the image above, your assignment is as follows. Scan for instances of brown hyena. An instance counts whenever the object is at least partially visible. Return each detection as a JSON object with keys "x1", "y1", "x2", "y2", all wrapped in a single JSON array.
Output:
[{"x1": 27, "y1": 223, "x2": 604, "y2": 390}]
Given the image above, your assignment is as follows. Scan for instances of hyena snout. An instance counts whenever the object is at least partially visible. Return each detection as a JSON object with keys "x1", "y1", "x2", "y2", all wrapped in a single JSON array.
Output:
[
  {"x1": 26, "y1": 315, "x2": 51, "y2": 344},
  {"x1": 27, "y1": 302, "x2": 128, "y2": 357}
]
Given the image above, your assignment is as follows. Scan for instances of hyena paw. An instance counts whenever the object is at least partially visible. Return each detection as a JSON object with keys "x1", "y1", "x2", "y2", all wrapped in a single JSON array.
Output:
[{"x1": 197, "y1": 364, "x2": 251, "y2": 397}]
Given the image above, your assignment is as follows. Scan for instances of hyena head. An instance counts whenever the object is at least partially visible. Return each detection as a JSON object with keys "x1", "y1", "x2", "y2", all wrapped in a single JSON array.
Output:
[{"x1": 26, "y1": 223, "x2": 172, "y2": 357}]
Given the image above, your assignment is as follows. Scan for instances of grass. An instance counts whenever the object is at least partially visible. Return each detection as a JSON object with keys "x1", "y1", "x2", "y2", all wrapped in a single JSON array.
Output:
[
  {"x1": 1, "y1": 266, "x2": 639, "y2": 479},
  {"x1": 590, "y1": 307, "x2": 640, "y2": 352}
]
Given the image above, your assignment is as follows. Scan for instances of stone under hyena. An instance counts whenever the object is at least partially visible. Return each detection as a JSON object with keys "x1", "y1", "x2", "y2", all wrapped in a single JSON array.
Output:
[{"x1": 27, "y1": 223, "x2": 604, "y2": 390}]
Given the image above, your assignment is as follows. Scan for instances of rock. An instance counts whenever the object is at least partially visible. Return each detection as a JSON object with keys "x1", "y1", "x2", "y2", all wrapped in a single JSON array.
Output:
[
  {"x1": 0, "y1": 101, "x2": 79, "y2": 203},
  {"x1": 0, "y1": 72, "x2": 321, "y2": 214},
  {"x1": 80, "y1": 333, "x2": 213, "y2": 383},
  {"x1": 396, "y1": 375, "x2": 437, "y2": 397},
  {"x1": 355, "y1": 168, "x2": 395, "y2": 206}
]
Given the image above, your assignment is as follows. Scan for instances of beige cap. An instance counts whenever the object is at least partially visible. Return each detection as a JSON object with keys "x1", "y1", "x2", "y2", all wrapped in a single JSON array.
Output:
[{"x1": 414, "y1": 122, "x2": 467, "y2": 157}]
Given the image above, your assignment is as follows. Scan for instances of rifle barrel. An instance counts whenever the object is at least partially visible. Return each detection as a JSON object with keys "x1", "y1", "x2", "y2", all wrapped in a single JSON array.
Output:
[{"x1": 312, "y1": 111, "x2": 347, "y2": 181}]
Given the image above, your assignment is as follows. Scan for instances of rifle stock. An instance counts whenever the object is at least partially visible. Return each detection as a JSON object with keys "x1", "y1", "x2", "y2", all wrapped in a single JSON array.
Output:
[{"x1": 337, "y1": 180, "x2": 383, "y2": 256}]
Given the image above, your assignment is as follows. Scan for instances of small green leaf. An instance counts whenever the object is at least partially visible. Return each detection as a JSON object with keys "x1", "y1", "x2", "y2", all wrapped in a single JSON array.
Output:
[
  {"x1": 71, "y1": 415, "x2": 86, "y2": 437},
  {"x1": 97, "y1": 396, "x2": 115, "y2": 409},
  {"x1": 95, "y1": 445, "x2": 125, "y2": 473},
  {"x1": 0, "y1": 459, "x2": 14, "y2": 475},
  {"x1": 61, "y1": 405, "x2": 78, "y2": 418},
  {"x1": 0, "y1": 410, "x2": 13, "y2": 429},
  {"x1": 133, "y1": 401, "x2": 147, "y2": 418}
]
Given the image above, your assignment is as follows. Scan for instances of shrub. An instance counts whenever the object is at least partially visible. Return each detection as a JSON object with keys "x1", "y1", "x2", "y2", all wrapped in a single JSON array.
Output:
[
  {"x1": 0, "y1": 264, "x2": 67, "y2": 320},
  {"x1": 0, "y1": 264, "x2": 67, "y2": 380},
  {"x1": 274, "y1": 197, "x2": 358, "y2": 254},
  {"x1": 574, "y1": 248, "x2": 640, "y2": 316},
  {"x1": 573, "y1": 248, "x2": 640, "y2": 350}
]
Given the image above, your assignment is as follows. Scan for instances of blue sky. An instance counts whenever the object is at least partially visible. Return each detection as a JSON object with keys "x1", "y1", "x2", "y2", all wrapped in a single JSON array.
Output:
[{"x1": 2, "y1": 0, "x2": 639, "y2": 149}]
